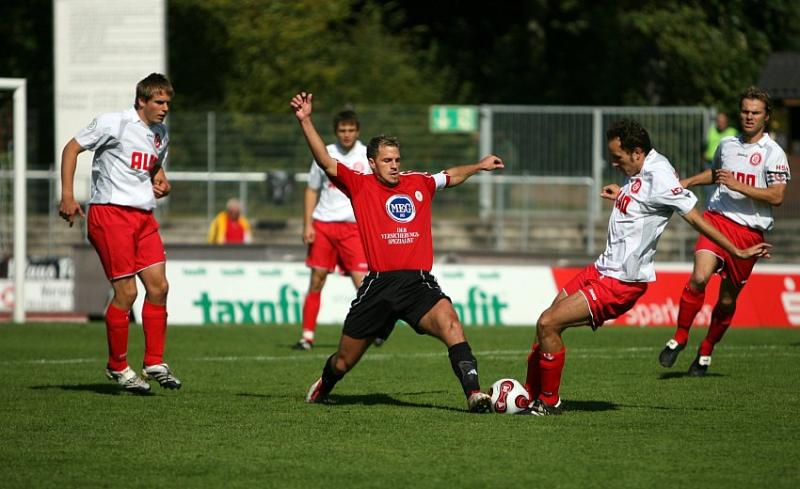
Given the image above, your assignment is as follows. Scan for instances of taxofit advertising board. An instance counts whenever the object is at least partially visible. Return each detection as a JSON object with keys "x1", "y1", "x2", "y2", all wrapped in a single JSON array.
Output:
[
  {"x1": 133, "y1": 261, "x2": 800, "y2": 328},
  {"x1": 133, "y1": 261, "x2": 556, "y2": 326}
]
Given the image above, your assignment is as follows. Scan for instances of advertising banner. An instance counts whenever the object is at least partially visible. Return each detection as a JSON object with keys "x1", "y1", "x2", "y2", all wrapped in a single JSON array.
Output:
[
  {"x1": 551, "y1": 264, "x2": 800, "y2": 328},
  {"x1": 132, "y1": 261, "x2": 800, "y2": 328},
  {"x1": 133, "y1": 261, "x2": 557, "y2": 326}
]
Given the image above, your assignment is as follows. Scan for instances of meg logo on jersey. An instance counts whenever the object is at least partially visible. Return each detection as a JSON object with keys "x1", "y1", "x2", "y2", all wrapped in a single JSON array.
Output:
[{"x1": 385, "y1": 194, "x2": 416, "y2": 223}]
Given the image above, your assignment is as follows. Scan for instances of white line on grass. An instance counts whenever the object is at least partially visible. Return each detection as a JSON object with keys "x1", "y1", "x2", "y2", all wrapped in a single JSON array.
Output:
[{"x1": 1, "y1": 344, "x2": 792, "y2": 366}]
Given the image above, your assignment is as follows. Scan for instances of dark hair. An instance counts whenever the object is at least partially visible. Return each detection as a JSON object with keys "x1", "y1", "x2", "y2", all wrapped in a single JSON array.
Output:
[
  {"x1": 134, "y1": 73, "x2": 174, "y2": 109},
  {"x1": 333, "y1": 110, "x2": 359, "y2": 131},
  {"x1": 739, "y1": 86, "x2": 773, "y2": 118},
  {"x1": 367, "y1": 135, "x2": 400, "y2": 160},
  {"x1": 606, "y1": 119, "x2": 652, "y2": 154}
]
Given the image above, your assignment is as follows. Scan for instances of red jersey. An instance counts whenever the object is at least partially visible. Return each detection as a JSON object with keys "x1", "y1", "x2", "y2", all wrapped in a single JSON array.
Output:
[{"x1": 330, "y1": 162, "x2": 449, "y2": 272}]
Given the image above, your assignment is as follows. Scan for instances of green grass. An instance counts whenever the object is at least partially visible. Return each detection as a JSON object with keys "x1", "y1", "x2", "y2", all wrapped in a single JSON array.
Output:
[{"x1": 1, "y1": 323, "x2": 798, "y2": 488}]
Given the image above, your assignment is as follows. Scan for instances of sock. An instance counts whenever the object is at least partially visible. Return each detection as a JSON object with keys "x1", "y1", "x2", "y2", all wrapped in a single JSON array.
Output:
[
  {"x1": 538, "y1": 348, "x2": 566, "y2": 406},
  {"x1": 142, "y1": 301, "x2": 167, "y2": 367},
  {"x1": 675, "y1": 283, "x2": 705, "y2": 345},
  {"x1": 448, "y1": 342, "x2": 481, "y2": 397},
  {"x1": 319, "y1": 354, "x2": 345, "y2": 396},
  {"x1": 524, "y1": 343, "x2": 541, "y2": 399},
  {"x1": 105, "y1": 303, "x2": 130, "y2": 371},
  {"x1": 699, "y1": 304, "x2": 735, "y2": 356},
  {"x1": 302, "y1": 291, "x2": 322, "y2": 341}
]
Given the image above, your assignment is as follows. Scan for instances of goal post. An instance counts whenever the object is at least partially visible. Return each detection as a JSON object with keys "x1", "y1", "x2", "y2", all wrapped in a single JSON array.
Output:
[{"x1": 0, "y1": 78, "x2": 27, "y2": 323}]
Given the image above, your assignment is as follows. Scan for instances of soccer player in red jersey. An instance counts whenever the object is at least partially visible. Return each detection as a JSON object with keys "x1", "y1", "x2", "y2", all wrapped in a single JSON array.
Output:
[
  {"x1": 291, "y1": 92, "x2": 504, "y2": 413},
  {"x1": 59, "y1": 73, "x2": 181, "y2": 393},
  {"x1": 659, "y1": 87, "x2": 790, "y2": 375},
  {"x1": 522, "y1": 119, "x2": 770, "y2": 415}
]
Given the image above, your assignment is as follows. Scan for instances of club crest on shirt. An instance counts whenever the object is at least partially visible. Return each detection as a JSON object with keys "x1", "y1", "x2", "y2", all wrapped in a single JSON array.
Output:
[
  {"x1": 414, "y1": 191, "x2": 423, "y2": 201},
  {"x1": 385, "y1": 194, "x2": 416, "y2": 223},
  {"x1": 630, "y1": 178, "x2": 642, "y2": 194},
  {"x1": 154, "y1": 133, "x2": 162, "y2": 149},
  {"x1": 749, "y1": 153, "x2": 762, "y2": 166}
]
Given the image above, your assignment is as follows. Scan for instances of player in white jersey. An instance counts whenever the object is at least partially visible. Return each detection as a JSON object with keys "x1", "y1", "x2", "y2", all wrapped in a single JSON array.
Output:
[
  {"x1": 293, "y1": 110, "x2": 371, "y2": 350},
  {"x1": 58, "y1": 73, "x2": 181, "y2": 394},
  {"x1": 520, "y1": 119, "x2": 771, "y2": 415},
  {"x1": 659, "y1": 87, "x2": 790, "y2": 376}
]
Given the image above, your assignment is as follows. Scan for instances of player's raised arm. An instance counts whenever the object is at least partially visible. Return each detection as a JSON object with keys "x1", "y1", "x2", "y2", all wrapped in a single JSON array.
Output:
[
  {"x1": 291, "y1": 92, "x2": 338, "y2": 177},
  {"x1": 681, "y1": 207, "x2": 772, "y2": 259},
  {"x1": 443, "y1": 155, "x2": 504, "y2": 187},
  {"x1": 58, "y1": 138, "x2": 87, "y2": 227}
]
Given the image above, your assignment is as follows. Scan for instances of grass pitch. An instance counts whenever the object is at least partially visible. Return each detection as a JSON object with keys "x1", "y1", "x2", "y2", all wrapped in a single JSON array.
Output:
[{"x1": 0, "y1": 323, "x2": 798, "y2": 488}]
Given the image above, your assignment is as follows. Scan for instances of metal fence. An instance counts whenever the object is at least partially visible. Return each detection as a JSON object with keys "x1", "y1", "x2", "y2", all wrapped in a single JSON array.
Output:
[{"x1": 7, "y1": 103, "x2": 799, "y2": 259}]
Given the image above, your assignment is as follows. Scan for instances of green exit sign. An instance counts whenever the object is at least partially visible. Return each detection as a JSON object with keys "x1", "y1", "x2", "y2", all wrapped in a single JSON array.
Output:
[{"x1": 429, "y1": 105, "x2": 478, "y2": 133}]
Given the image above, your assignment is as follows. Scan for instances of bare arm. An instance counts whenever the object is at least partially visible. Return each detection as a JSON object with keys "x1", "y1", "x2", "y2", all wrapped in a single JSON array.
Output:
[
  {"x1": 679, "y1": 168, "x2": 714, "y2": 188},
  {"x1": 601, "y1": 184, "x2": 620, "y2": 201},
  {"x1": 303, "y1": 187, "x2": 319, "y2": 244},
  {"x1": 152, "y1": 166, "x2": 171, "y2": 199},
  {"x1": 290, "y1": 92, "x2": 337, "y2": 177},
  {"x1": 716, "y1": 170, "x2": 786, "y2": 206},
  {"x1": 443, "y1": 155, "x2": 504, "y2": 187},
  {"x1": 58, "y1": 138, "x2": 87, "y2": 227},
  {"x1": 681, "y1": 208, "x2": 772, "y2": 259}
]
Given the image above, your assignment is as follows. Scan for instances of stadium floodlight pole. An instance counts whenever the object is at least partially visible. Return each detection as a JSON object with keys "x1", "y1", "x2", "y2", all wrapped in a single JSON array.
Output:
[{"x1": 0, "y1": 78, "x2": 27, "y2": 323}]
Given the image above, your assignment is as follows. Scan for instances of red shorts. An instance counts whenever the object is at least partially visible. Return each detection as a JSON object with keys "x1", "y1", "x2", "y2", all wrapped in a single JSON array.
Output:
[
  {"x1": 563, "y1": 264, "x2": 648, "y2": 328},
  {"x1": 306, "y1": 220, "x2": 368, "y2": 274},
  {"x1": 87, "y1": 204, "x2": 166, "y2": 280},
  {"x1": 694, "y1": 211, "x2": 763, "y2": 287}
]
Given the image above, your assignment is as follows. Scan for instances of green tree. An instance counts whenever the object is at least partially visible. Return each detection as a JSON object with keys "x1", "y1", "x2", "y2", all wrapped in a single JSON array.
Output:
[{"x1": 169, "y1": 0, "x2": 448, "y2": 113}]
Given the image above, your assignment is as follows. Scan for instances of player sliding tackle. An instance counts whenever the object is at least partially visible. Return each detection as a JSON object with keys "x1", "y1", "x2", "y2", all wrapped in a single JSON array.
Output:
[
  {"x1": 521, "y1": 119, "x2": 771, "y2": 416},
  {"x1": 291, "y1": 92, "x2": 504, "y2": 413}
]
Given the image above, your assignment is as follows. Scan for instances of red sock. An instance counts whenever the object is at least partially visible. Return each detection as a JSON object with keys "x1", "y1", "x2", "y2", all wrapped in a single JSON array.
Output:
[
  {"x1": 142, "y1": 301, "x2": 167, "y2": 366},
  {"x1": 538, "y1": 348, "x2": 566, "y2": 406},
  {"x1": 105, "y1": 303, "x2": 130, "y2": 371},
  {"x1": 302, "y1": 291, "x2": 322, "y2": 340},
  {"x1": 675, "y1": 283, "x2": 705, "y2": 345},
  {"x1": 524, "y1": 344, "x2": 541, "y2": 399},
  {"x1": 699, "y1": 304, "x2": 734, "y2": 356}
]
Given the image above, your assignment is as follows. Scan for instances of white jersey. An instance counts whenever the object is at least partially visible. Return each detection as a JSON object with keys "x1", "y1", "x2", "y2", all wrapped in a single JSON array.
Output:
[
  {"x1": 707, "y1": 134, "x2": 790, "y2": 231},
  {"x1": 595, "y1": 149, "x2": 698, "y2": 282},
  {"x1": 74, "y1": 108, "x2": 168, "y2": 211},
  {"x1": 308, "y1": 141, "x2": 370, "y2": 222}
]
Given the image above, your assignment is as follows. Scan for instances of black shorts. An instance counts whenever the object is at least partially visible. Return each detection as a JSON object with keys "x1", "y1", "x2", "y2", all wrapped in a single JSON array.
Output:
[{"x1": 342, "y1": 270, "x2": 451, "y2": 339}]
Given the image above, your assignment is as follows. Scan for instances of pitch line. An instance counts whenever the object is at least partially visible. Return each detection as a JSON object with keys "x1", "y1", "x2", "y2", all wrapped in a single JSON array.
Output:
[{"x1": 0, "y1": 344, "x2": 791, "y2": 366}]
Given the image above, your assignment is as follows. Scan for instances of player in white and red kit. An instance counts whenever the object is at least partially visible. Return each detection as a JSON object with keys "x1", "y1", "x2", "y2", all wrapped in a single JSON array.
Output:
[
  {"x1": 659, "y1": 87, "x2": 790, "y2": 376},
  {"x1": 291, "y1": 92, "x2": 504, "y2": 413},
  {"x1": 58, "y1": 73, "x2": 181, "y2": 393},
  {"x1": 293, "y1": 110, "x2": 371, "y2": 351},
  {"x1": 522, "y1": 119, "x2": 771, "y2": 415}
]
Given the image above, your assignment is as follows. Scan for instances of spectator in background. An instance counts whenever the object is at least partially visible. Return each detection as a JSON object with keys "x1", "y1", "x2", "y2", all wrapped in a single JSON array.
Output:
[
  {"x1": 208, "y1": 198, "x2": 253, "y2": 244},
  {"x1": 701, "y1": 112, "x2": 738, "y2": 204}
]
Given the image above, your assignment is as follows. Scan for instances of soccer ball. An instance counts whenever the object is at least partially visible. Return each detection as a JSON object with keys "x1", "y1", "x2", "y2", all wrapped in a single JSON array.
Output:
[{"x1": 488, "y1": 378, "x2": 531, "y2": 414}]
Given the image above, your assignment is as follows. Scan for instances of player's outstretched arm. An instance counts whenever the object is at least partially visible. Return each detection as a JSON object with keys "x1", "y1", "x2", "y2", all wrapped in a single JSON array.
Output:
[
  {"x1": 443, "y1": 155, "x2": 504, "y2": 187},
  {"x1": 679, "y1": 168, "x2": 714, "y2": 188},
  {"x1": 58, "y1": 138, "x2": 86, "y2": 227},
  {"x1": 290, "y1": 92, "x2": 337, "y2": 177},
  {"x1": 681, "y1": 208, "x2": 772, "y2": 259},
  {"x1": 716, "y1": 170, "x2": 786, "y2": 206}
]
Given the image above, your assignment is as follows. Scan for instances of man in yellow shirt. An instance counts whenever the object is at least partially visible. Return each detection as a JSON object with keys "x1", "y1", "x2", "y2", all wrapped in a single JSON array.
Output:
[{"x1": 208, "y1": 198, "x2": 252, "y2": 244}]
